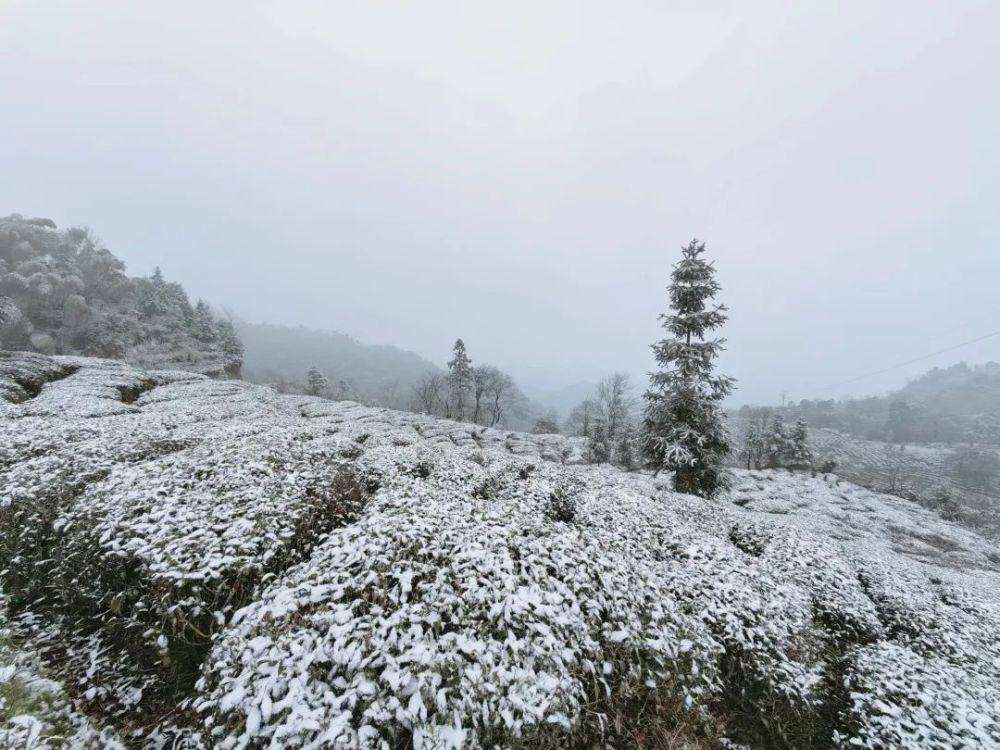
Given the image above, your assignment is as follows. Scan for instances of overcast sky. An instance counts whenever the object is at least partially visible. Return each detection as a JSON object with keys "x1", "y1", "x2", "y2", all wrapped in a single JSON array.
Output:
[{"x1": 2, "y1": 1, "x2": 998, "y2": 404}]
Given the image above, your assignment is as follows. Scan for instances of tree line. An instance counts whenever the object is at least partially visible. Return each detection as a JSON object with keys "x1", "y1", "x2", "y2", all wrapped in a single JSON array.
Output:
[{"x1": 302, "y1": 338, "x2": 532, "y2": 430}]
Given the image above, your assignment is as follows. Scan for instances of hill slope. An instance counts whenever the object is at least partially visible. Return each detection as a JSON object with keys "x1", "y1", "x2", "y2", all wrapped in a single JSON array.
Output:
[
  {"x1": 807, "y1": 428, "x2": 1000, "y2": 537},
  {"x1": 1, "y1": 351, "x2": 999, "y2": 749}
]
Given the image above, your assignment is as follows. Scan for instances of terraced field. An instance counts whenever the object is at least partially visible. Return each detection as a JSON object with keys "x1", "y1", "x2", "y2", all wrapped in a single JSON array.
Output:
[{"x1": 2, "y1": 352, "x2": 999, "y2": 749}]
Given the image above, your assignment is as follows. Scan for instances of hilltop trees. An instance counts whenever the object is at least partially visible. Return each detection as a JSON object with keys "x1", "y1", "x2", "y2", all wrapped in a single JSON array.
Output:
[
  {"x1": 0, "y1": 215, "x2": 242, "y2": 376},
  {"x1": 738, "y1": 411, "x2": 814, "y2": 470},
  {"x1": 409, "y1": 343, "x2": 527, "y2": 429},
  {"x1": 642, "y1": 240, "x2": 735, "y2": 497}
]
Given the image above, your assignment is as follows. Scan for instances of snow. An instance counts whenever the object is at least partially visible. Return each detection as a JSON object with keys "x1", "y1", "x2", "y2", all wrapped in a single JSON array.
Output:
[{"x1": 1, "y1": 351, "x2": 999, "y2": 748}]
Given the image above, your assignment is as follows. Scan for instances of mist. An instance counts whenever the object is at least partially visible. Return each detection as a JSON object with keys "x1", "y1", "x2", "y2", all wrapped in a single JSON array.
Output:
[{"x1": 2, "y1": 0, "x2": 999, "y2": 405}]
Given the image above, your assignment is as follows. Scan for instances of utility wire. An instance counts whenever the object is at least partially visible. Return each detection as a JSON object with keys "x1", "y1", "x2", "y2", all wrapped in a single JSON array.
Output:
[{"x1": 816, "y1": 329, "x2": 1000, "y2": 395}]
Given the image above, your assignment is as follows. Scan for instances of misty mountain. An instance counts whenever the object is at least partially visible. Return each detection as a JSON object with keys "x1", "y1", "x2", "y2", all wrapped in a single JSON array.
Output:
[
  {"x1": 896, "y1": 361, "x2": 1000, "y2": 417},
  {"x1": 237, "y1": 319, "x2": 438, "y2": 409},
  {"x1": 745, "y1": 361, "x2": 1000, "y2": 447},
  {"x1": 506, "y1": 372, "x2": 601, "y2": 420},
  {"x1": 0, "y1": 214, "x2": 242, "y2": 376}
]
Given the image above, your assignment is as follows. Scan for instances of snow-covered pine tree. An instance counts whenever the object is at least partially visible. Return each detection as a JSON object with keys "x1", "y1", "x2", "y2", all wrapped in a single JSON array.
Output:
[
  {"x1": 192, "y1": 300, "x2": 217, "y2": 343},
  {"x1": 306, "y1": 366, "x2": 330, "y2": 397},
  {"x1": 789, "y1": 417, "x2": 814, "y2": 469},
  {"x1": 588, "y1": 421, "x2": 610, "y2": 463},
  {"x1": 447, "y1": 338, "x2": 473, "y2": 420},
  {"x1": 738, "y1": 418, "x2": 765, "y2": 470},
  {"x1": 617, "y1": 427, "x2": 636, "y2": 471},
  {"x1": 642, "y1": 239, "x2": 735, "y2": 497},
  {"x1": 215, "y1": 318, "x2": 244, "y2": 376},
  {"x1": 764, "y1": 414, "x2": 791, "y2": 468}
]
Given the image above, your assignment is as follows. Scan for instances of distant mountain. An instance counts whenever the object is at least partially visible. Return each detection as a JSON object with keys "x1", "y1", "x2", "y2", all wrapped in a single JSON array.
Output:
[
  {"x1": 236, "y1": 319, "x2": 438, "y2": 409},
  {"x1": 748, "y1": 361, "x2": 1000, "y2": 446},
  {"x1": 0, "y1": 214, "x2": 242, "y2": 376},
  {"x1": 895, "y1": 361, "x2": 1000, "y2": 416},
  {"x1": 529, "y1": 380, "x2": 600, "y2": 420}
]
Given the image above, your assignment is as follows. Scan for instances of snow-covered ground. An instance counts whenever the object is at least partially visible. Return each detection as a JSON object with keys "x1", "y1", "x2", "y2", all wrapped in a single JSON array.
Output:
[{"x1": 2, "y1": 351, "x2": 999, "y2": 749}]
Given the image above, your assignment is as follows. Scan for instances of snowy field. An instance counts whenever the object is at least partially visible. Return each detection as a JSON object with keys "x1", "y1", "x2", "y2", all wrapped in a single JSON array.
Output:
[{"x1": 2, "y1": 351, "x2": 999, "y2": 748}]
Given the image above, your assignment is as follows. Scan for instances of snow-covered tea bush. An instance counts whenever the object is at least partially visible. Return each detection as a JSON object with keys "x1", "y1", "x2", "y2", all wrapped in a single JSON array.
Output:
[{"x1": 1, "y1": 352, "x2": 999, "y2": 748}]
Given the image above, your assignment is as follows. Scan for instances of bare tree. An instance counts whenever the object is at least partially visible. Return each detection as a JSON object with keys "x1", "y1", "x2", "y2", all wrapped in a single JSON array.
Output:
[
  {"x1": 412, "y1": 371, "x2": 445, "y2": 414},
  {"x1": 589, "y1": 373, "x2": 637, "y2": 464},
  {"x1": 594, "y1": 373, "x2": 636, "y2": 445},
  {"x1": 377, "y1": 378, "x2": 402, "y2": 410},
  {"x1": 565, "y1": 398, "x2": 596, "y2": 438},
  {"x1": 484, "y1": 369, "x2": 525, "y2": 427},
  {"x1": 471, "y1": 364, "x2": 496, "y2": 425}
]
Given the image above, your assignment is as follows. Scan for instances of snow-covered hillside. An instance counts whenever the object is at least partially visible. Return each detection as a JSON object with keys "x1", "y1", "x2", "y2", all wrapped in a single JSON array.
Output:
[
  {"x1": 2, "y1": 351, "x2": 999, "y2": 749},
  {"x1": 807, "y1": 428, "x2": 1000, "y2": 539}
]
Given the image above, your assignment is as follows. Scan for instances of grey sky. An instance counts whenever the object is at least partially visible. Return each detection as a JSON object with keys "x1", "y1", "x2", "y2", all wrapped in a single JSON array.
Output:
[{"x1": 2, "y1": 1, "x2": 998, "y2": 405}]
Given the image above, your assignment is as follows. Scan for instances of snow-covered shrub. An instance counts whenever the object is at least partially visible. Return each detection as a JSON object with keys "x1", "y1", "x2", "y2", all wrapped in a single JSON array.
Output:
[
  {"x1": 196, "y1": 449, "x2": 722, "y2": 749},
  {"x1": 1, "y1": 354, "x2": 998, "y2": 748}
]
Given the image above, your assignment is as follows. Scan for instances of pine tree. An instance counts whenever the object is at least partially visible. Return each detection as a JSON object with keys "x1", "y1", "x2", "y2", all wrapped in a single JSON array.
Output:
[
  {"x1": 447, "y1": 338, "x2": 473, "y2": 420},
  {"x1": 193, "y1": 300, "x2": 217, "y2": 343},
  {"x1": 306, "y1": 366, "x2": 330, "y2": 397},
  {"x1": 789, "y1": 417, "x2": 814, "y2": 469},
  {"x1": 617, "y1": 428, "x2": 636, "y2": 471},
  {"x1": 589, "y1": 421, "x2": 610, "y2": 463},
  {"x1": 642, "y1": 239, "x2": 735, "y2": 497},
  {"x1": 764, "y1": 414, "x2": 791, "y2": 468}
]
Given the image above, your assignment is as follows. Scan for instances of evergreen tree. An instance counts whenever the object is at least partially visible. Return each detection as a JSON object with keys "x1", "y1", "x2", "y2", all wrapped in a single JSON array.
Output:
[
  {"x1": 789, "y1": 417, "x2": 814, "y2": 469},
  {"x1": 215, "y1": 318, "x2": 244, "y2": 376},
  {"x1": 738, "y1": 417, "x2": 767, "y2": 470},
  {"x1": 193, "y1": 300, "x2": 217, "y2": 343},
  {"x1": 764, "y1": 414, "x2": 792, "y2": 468},
  {"x1": 641, "y1": 239, "x2": 735, "y2": 496},
  {"x1": 306, "y1": 366, "x2": 330, "y2": 397},
  {"x1": 447, "y1": 338, "x2": 473, "y2": 420},
  {"x1": 589, "y1": 421, "x2": 610, "y2": 463},
  {"x1": 617, "y1": 427, "x2": 636, "y2": 471}
]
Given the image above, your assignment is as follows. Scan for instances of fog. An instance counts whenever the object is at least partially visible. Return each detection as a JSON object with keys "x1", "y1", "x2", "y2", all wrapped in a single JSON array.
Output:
[{"x1": 2, "y1": 0, "x2": 998, "y2": 405}]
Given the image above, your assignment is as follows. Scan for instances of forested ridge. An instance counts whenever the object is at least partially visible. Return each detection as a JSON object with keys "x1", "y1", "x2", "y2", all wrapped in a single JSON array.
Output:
[{"x1": 0, "y1": 214, "x2": 242, "y2": 376}]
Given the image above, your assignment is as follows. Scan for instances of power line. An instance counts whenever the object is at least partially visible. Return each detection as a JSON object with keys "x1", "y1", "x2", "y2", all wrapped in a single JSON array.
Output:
[{"x1": 815, "y1": 329, "x2": 1000, "y2": 395}]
